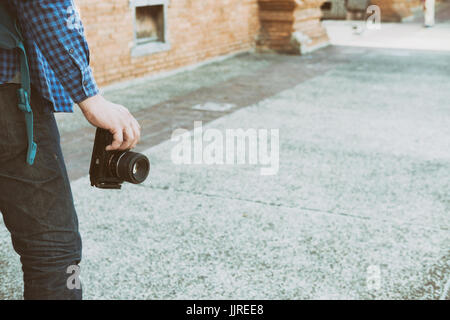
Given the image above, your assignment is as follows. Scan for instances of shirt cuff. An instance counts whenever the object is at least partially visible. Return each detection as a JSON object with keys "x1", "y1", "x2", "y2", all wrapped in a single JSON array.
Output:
[{"x1": 64, "y1": 65, "x2": 100, "y2": 104}]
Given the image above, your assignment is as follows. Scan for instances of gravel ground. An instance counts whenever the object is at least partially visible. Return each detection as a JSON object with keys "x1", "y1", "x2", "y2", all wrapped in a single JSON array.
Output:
[{"x1": 0, "y1": 46, "x2": 449, "y2": 299}]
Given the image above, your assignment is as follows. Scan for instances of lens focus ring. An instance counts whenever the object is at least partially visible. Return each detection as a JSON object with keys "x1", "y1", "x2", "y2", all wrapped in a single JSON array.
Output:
[{"x1": 112, "y1": 151, "x2": 150, "y2": 184}]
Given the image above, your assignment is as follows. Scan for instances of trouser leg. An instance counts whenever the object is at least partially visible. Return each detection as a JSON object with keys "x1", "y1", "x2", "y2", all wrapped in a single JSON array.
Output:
[{"x1": 0, "y1": 84, "x2": 82, "y2": 300}]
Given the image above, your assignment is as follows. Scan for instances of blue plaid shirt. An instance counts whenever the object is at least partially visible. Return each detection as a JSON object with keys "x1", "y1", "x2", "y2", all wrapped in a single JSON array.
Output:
[{"x1": 0, "y1": 0, "x2": 99, "y2": 112}]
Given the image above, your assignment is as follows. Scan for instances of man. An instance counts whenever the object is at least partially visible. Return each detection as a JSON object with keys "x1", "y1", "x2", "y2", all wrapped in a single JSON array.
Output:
[{"x1": 0, "y1": 1, "x2": 141, "y2": 299}]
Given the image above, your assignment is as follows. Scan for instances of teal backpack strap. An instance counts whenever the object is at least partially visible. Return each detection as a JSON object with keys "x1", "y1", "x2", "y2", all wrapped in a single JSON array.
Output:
[
  {"x1": 0, "y1": 4, "x2": 37, "y2": 165},
  {"x1": 17, "y1": 40, "x2": 37, "y2": 165}
]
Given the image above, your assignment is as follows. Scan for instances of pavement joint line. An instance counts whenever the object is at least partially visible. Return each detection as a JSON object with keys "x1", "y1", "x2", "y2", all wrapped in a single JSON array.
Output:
[{"x1": 138, "y1": 184, "x2": 450, "y2": 233}]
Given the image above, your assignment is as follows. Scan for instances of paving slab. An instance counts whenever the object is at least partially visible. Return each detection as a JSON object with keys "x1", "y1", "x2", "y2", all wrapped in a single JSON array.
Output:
[
  {"x1": 57, "y1": 181, "x2": 450, "y2": 299},
  {"x1": 0, "y1": 174, "x2": 442, "y2": 299},
  {"x1": 57, "y1": 47, "x2": 348, "y2": 181},
  {"x1": 147, "y1": 49, "x2": 450, "y2": 229}
]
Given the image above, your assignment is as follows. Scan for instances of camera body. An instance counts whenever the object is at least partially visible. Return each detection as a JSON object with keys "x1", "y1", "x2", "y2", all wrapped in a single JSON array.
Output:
[{"x1": 89, "y1": 128, "x2": 150, "y2": 189}]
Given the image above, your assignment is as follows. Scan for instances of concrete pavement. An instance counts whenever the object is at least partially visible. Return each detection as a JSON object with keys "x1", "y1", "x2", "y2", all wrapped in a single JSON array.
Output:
[
  {"x1": 0, "y1": 34, "x2": 449, "y2": 300},
  {"x1": 77, "y1": 46, "x2": 450, "y2": 299}
]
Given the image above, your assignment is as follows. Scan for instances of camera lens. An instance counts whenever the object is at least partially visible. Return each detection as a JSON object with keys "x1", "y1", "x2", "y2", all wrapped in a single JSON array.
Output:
[{"x1": 109, "y1": 151, "x2": 150, "y2": 184}]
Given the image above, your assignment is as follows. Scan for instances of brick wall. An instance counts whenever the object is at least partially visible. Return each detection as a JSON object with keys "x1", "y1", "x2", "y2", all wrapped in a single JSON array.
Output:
[
  {"x1": 257, "y1": 0, "x2": 329, "y2": 54},
  {"x1": 75, "y1": 0, "x2": 261, "y2": 87},
  {"x1": 371, "y1": 0, "x2": 422, "y2": 21}
]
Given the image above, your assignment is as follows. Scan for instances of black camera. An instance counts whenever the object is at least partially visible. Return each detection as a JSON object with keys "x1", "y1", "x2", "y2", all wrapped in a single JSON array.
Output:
[{"x1": 89, "y1": 128, "x2": 150, "y2": 189}]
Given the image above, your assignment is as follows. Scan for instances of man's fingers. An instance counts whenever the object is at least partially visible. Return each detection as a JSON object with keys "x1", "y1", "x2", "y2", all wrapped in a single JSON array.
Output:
[
  {"x1": 106, "y1": 128, "x2": 123, "y2": 151},
  {"x1": 130, "y1": 119, "x2": 141, "y2": 149},
  {"x1": 103, "y1": 112, "x2": 140, "y2": 151},
  {"x1": 120, "y1": 126, "x2": 134, "y2": 150}
]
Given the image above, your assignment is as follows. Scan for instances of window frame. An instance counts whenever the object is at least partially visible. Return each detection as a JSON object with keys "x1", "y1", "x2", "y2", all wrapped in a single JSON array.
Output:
[{"x1": 129, "y1": 0, "x2": 171, "y2": 57}]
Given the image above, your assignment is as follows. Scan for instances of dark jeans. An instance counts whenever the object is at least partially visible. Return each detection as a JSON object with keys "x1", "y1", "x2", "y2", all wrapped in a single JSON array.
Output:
[{"x1": 0, "y1": 84, "x2": 82, "y2": 300}]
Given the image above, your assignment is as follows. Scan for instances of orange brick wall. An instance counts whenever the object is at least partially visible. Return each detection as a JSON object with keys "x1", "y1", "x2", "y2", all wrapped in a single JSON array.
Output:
[
  {"x1": 371, "y1": 0, "x2": 421, "y2": 21},
  {"x1": 406, "y1": 0, "x2": 422, "y2": 10},
  {"x1": 75, "y1": 0, "x2": 260, "y2": 87},
  {"x1": 257, "y1": 0, "x2": 329, "y2": 54}
]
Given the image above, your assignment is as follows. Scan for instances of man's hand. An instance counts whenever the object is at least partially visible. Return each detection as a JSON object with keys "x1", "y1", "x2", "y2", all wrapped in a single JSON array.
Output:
[{"x1": 78, "y1": 94, "x2": 141, "y2": 151}]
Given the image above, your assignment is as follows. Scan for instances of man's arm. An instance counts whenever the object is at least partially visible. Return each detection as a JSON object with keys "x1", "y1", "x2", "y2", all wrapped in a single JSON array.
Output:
[
  {"x1": 12, "y1": 0, "x2": 140, "y2": 150},
  {"x1": 13, "y1": 0, "x2": 97, "y2": 103}
]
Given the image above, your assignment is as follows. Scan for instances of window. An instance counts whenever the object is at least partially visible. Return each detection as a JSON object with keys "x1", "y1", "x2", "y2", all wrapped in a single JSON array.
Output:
[
  {"x1": 321, "y1": 2, "x2": 332, "y2": 11},
  {"x1": 130, "y1": 0, "x2": 170, "y2": 57}
]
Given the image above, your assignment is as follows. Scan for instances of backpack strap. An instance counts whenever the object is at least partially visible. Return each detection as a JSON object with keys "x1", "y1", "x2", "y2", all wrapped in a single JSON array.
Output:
[
  {"x1": 0, "y1": 4, "x2": 37, "y2": 165},
  {"x1": 16, "y1": 40, "x2": 37, "y2": 165}
]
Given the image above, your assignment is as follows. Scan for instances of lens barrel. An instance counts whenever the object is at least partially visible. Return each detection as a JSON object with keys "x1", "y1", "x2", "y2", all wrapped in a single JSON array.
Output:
[{"x1": 109, "y1": 151, "x2": 150, "y2": 184}]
